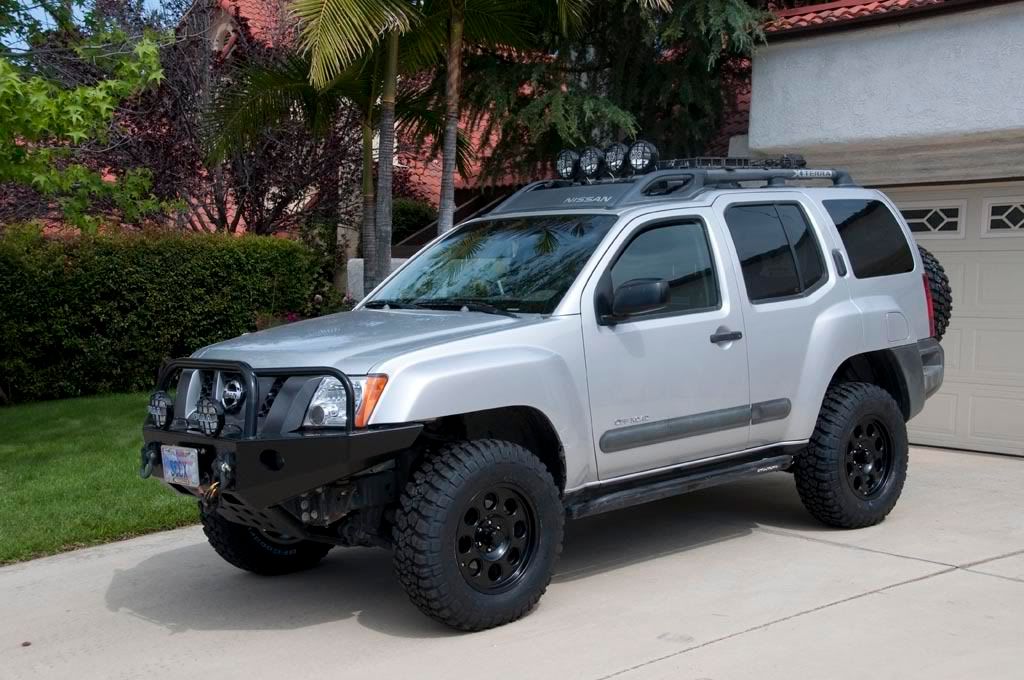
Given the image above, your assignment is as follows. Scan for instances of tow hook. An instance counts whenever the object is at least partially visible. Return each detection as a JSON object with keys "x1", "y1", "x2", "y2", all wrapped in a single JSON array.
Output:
[
  {"x1": 202, "y1": 454, "x2": 235, "y2": 510},
  {"x1": 139, "y1": 443, "x2": 160, "y2": 479}
]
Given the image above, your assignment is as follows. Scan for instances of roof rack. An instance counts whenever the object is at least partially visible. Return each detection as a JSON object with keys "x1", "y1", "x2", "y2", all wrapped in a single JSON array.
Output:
[{"x1": 489, "y1": 156, "x2": 857, "y2": 216}]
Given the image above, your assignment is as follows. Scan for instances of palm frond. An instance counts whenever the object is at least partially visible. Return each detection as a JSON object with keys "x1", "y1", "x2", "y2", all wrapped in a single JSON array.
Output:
[{"x1": 291, "y1": 0, "x2": 417, "y2": 89}]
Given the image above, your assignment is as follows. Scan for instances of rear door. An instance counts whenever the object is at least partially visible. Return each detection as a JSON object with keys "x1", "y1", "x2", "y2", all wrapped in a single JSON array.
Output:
[
  {"x1": 714, "y1": 193, "x2": 847, "y2": 447},
  {"x1": 581, "y1": 209, "x2": 751, "y2": 479}
]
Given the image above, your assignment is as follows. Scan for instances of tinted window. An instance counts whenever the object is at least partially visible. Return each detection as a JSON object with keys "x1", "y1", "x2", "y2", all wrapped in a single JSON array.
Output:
[
  {"x1": 824, "y1": 199, "x2": 914, "y2": 278},
  {"x1": 611, "y1": 221, "x2": 719, "y2": 315},
  {"x1": 777, "y1": 204, "x2": 825, "y2": 290},
  {"x1": 725, "y1": 204, "x2": 826, "y2": 302}
]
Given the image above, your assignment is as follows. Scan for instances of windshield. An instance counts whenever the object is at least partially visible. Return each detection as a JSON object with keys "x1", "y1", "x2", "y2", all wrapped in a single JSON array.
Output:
[{"x1": 368, "y1": 214, "x2": 619, "y2": 314}]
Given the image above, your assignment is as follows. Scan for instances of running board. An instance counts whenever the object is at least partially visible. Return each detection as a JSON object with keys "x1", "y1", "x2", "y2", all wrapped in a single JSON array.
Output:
[{"x1": 565, "y1": 452, "x2": 795, "y2": 520}]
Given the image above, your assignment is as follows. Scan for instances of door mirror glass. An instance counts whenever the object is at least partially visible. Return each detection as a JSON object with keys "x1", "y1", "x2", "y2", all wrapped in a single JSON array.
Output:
[{"x1": 608, "y1": 278, "x2": 669, "y2": 321}]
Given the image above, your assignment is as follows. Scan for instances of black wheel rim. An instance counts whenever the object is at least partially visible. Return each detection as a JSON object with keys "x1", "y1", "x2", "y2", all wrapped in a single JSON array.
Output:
[
  {"x1": 845, "y1": 416, "x2": 894, "y2": 500},
  {"x1": 456, "y1": 484, "x2": 538, "y2": 593}
]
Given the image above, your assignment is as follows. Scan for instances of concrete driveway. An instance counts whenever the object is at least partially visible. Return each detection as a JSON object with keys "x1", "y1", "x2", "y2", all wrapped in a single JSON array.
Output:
[{"x1": 3, "y1": 447, "x2": 1023, "y2": 680}]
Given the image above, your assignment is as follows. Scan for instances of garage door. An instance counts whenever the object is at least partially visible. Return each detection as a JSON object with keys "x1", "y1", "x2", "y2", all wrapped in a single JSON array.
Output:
[{"x1": 884, "y1": 182, "x2": 1024, "y2": 456}]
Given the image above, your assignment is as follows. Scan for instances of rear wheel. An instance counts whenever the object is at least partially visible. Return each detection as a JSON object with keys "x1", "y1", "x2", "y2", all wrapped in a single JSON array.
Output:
[
  {"x1": 392, "y1": 439, "x2": 564, "y2": 631},
  {"x1": 200, "y1": 505, "x2": 331, "y2": 575},
  {"x1": 795, "y1": 382, "x2": 908, "y2": 529}
]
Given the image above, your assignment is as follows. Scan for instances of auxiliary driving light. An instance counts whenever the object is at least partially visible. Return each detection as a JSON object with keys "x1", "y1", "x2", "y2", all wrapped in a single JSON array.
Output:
[
  {"x1": 627, "y1": 140, "x2": 659, "y2": 173},
  {"x1": 194, "y1": 396, "x2": 225, "y2": 437},
  {"x1": 604, "y1": 143, "x2": 628, "y2": 174},
  {"x1": 579, "y1": 146, "x2": 604, "y2": 178},
  {"x1": 148, "y1": 391, "x2": 173, "y2": 429},
  {"x1": 556, "y1": 149, "x2": 579, "y2": 180}
]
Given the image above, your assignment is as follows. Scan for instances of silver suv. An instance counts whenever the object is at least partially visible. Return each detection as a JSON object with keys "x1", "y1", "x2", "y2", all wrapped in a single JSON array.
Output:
[{"x1": 141, "y1": 157, "x2": 950, "y2": 631}]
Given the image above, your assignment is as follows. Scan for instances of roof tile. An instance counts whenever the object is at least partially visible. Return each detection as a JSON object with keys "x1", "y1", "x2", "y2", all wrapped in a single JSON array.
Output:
[{"x1": 767, "y1": 0, "x2": 949, "y2": 34}]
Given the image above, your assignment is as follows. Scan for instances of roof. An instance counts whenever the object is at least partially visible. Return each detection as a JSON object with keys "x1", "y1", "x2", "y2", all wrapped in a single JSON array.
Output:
[{"x1": 766, "y1": 0, "x2": 972, "y2": 36}]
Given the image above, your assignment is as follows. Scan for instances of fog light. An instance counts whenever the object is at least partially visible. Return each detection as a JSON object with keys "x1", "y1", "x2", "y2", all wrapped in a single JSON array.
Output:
[
  {"x1": 627, "y1": 140, "x2": 659, "y2": 173},
  {"x1": 148, "y1": 391, "x2": 172, "y2": 429},
  {"x1": 604, "y1": 143, "x2": 628, "y2": 174},
  {"x1": 579, "y1": 146, "x2": 604, "y2": 178},
  {"x1": 556, "y1": 149, "x2": 579, "y2": 180},
  {"x1": 194, "y1": 396, "x2": 224, "y2": 437}
]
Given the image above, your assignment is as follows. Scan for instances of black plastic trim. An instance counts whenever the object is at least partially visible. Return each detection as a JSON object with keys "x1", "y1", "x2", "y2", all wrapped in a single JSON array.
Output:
[{"x1": 599, "y1": 399, "x2": 791, "y2": 453}]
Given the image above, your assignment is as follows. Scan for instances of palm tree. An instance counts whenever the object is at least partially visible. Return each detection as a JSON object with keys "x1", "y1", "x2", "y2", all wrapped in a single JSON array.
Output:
[{"x1": 432, "y1": 0, "x2": 590, "y2": 234}]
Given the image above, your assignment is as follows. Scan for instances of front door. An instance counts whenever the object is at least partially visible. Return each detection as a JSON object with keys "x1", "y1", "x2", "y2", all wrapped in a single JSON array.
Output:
[{"x1": 582, "y1": 212, "x2": 751, "y2": 479}]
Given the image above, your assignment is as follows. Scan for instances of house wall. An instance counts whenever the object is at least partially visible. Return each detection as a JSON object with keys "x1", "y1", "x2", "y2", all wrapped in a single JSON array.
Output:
[{"x1": 748, "y1": 3, "x2": 1024, "y2": 185}]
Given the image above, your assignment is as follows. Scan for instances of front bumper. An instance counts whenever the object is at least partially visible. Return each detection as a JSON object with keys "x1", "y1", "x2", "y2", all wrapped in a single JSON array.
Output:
[
  {"x1": 141, "y1": 358, "x2": 423, "y2": 511},
  {"x1": 142, "y1": 424, "x2": 422, "y2": 509}
]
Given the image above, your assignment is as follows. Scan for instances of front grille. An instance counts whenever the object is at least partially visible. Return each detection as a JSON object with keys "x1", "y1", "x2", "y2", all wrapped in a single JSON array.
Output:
[{"x1": 258, "y1": 378, "x2": 286, "y2": 419}]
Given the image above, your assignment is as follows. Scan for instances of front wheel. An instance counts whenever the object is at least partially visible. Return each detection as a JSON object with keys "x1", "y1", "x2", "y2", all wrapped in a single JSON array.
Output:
[
  {"x1": 392, "y1": 440, "x2": 564, "y2": 631},
  {"x1": 795, "y1": 382, "x2": 909, "y2": 529},
  {"x1": 200, "y1": 505, "x2": 332, "y2": 575}
]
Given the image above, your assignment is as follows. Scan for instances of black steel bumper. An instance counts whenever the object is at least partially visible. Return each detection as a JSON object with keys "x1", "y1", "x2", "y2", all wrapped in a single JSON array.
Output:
[
  {"x1": 141, "y1": 358, "x2": 423, "y2": 510},
  {"x1": 142, "y1": 424, "x2": 422, "y2": 509}
]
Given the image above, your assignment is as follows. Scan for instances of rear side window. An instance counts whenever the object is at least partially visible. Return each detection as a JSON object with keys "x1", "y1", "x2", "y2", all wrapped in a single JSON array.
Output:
[
  {"x1": 611, "y1": 221, "x2": 719, "y2": 315},
  {"x1": 724, "y1": 203, "x2": 826, "y2": 303},
  {"x1": 823, "y1": 199, "x2": 914, "y2": 278}
]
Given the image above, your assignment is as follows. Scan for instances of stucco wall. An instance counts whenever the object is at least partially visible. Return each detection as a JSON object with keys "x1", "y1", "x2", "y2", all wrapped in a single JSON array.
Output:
[{"x1": 749, "y1": 4, "x2": 1024, "y2": 184}]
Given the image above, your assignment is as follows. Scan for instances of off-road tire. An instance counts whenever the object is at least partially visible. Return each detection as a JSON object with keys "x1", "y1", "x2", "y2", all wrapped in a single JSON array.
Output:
[
  {"x1": 200, "y1": 504, "x2": 331, "y2": 575},
  {"x1": 795, "y1": 382, "x2": 909, "y2": 529},
  {"x1": 919, "y1": 245, "x2": 953, "y2": 341},
  {"x1": 393, "y1": 439, "x2": 564, "y2": 631}
]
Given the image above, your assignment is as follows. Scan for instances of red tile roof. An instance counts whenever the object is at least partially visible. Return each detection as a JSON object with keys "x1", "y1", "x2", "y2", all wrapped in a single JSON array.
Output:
[{"x1": 767, "y1": 0, "x2": 953, "y2": 35}]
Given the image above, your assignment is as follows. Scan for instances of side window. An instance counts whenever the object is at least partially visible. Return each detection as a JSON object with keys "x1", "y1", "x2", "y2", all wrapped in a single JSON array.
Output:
[
  {"x1": 724, "y1": 203, "x2": 827, "y2": 303},
  {"x1": 611, "y1": 221, "x2": 719, "y2": 315},
  {"x1": 823, "y1": 199, "x2": 914, "y2": 278}
]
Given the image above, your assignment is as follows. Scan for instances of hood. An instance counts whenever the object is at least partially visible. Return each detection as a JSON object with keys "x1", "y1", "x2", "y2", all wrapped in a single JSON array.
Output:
[{"x1": 194, "y1": 308, "x2": 540, "y2": 374}]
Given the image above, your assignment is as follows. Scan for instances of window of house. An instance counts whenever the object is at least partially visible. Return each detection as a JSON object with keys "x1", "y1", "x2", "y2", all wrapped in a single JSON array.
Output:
[
  {"x1": 824, "y1": 199, "x2": 914, "y2": 278},
  {"x1": 724, "y1": 203, "x2": 826, "y2": 303},
  {"x1": 610, "y1": 221, "x2": 719, "y2": 315}
]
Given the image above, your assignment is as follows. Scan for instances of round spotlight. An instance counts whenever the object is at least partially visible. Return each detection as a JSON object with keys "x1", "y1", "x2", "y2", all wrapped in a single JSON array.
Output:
[
  {"x1": 556, "y1": 149, "x2": 579, "y2": 180},
  {"x1": 627, "y1": 140, "x2": 659, "y2": 173},
  {"x1": 220, "y1": 377, "x2": 245, "y2": 413},
  {"x1": 194, "y1": 396, "x2": 225, "y2": 437},
  {"x1": 148, "y1": 391, "x2": 173, "y2": 429},
  {"x1": 579, "y1": 146, "x2": 605, "y2": 178},
  {"x1": 604, "y1": 143, "x2": 628, "y2": 174}
]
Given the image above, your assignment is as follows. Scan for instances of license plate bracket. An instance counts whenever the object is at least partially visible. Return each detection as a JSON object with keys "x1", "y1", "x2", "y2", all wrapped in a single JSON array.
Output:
[{"x1": 162, "y1": 445, "x2": 200, "y2": 487}]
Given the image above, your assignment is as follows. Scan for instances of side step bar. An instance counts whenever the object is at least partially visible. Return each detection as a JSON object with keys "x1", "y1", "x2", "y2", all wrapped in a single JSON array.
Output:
[{"x1": 565, "y1": 452, "x2": 795, "y2": 520}]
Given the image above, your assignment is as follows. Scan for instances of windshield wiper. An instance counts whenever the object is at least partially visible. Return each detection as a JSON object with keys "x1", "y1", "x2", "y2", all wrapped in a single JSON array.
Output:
[
  {"x1": 417, "y1": 299, "x2": 519, "y2": 318},
  {"x1": 363, "y1": 299, "x2": 425, "y2": 310}
]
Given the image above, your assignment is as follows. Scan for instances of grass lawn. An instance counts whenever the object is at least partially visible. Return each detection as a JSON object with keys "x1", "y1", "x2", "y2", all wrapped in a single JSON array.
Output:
[{"x1": 0, "y1": 393, "x2": 196, "y2": 564}]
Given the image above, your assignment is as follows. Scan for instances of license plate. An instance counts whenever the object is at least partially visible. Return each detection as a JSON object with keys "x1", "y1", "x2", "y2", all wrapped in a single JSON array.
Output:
[{"x1": 162, "y1": 445, "x2": 200, "y2": 487}]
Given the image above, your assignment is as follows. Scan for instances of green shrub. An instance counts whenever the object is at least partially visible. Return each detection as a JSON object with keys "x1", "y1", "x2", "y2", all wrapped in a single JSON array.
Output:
[
  {"x1": 0, "y1": 226, "x2": 326, "y2": 403},
  {"x1": 392, "y1": 198, "x2": 437, "y2": 244}
]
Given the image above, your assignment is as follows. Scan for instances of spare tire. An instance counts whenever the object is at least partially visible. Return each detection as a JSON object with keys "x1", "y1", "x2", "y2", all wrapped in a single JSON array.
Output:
[{"x1": 919, "y1": 245, "x2": 953, "y2": 342}]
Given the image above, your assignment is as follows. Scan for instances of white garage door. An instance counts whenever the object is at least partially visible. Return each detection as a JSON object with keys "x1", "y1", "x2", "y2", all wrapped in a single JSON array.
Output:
[{"x1": 884, "y1": 182, "x2": 1024, "y2": 456}]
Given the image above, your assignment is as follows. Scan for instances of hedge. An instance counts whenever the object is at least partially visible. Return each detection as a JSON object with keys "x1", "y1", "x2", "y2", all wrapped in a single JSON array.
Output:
[{"x1": 0, "y1": 228, "x2": 327, "y2": 403}]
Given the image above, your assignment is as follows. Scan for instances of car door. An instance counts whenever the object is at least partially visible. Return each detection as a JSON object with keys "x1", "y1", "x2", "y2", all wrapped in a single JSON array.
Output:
[
  {"x1": 581, "y1": 209, "x2": 751, "y2": 479},
  {"x1": 714, "y1": 194, "x2": 846, "y2": 448}
]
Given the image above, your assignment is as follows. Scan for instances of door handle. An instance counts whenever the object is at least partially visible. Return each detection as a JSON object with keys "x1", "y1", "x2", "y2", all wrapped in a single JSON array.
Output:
[{"x1": 710, "y1": 330, "x2": 743, "y2": 344}]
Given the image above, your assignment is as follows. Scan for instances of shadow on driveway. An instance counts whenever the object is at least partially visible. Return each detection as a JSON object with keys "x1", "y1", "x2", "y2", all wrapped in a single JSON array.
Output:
[{"x1": 104, "y1": 473, "x2": 825, "y2": 637}]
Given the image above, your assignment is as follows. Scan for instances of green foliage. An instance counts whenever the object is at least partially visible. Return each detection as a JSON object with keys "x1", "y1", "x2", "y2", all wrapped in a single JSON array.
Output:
[
  {"x1": 0, "y1": 227, "x2": 325, "y2": 402},
  {"x1": 0, "y1": 4, "x2": 168, "y2": 231},
  {"x1": 0, "y1": 391, "x2": 195, "y2": 564},
  {"x1": 392, "y1": 198, "x2": 437, "y2": 244}
]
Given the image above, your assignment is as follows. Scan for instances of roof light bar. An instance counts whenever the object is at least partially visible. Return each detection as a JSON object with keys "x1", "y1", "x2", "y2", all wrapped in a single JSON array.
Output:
[
  {"x1": 627, "y1": 140, "x2": 659, "y2": 174},
  {"x1": 556, "y1": 149, "x2": 579, "y2": 180}
]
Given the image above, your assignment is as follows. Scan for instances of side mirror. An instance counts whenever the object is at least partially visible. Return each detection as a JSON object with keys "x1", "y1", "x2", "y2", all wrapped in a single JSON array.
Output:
[{"x1": 603, "y1": 278, "x2": 669, "y2": 324}]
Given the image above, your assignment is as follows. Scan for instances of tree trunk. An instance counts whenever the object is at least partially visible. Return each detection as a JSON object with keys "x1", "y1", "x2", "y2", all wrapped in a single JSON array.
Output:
[
  {"x1": 359, "y1": 118, "x2": 378, "y2": 297},
  {"x1": 437, "y1": 4, "x2": 464, "y2": 235},
  {"x1": 369, "y1": 30, "x2": 399, "y2": 293}
]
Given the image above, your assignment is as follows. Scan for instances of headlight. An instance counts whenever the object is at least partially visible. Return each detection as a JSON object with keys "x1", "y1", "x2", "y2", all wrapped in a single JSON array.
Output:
[
  {"x1": 148, "y1": 391, "x2": 172, "y2": 429},
  {"x1": 303, "y1": 375, "x2": 388, "y2": 428}
]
